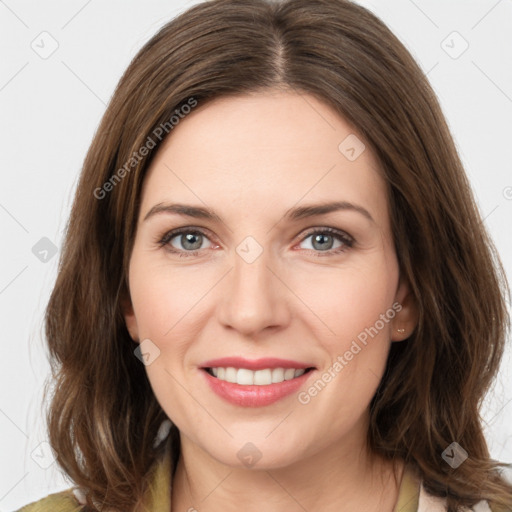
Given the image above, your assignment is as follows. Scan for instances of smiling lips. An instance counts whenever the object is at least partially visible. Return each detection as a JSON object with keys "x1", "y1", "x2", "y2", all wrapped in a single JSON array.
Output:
[{"x1": 200, "y1": 357, "x2": 316, "y2": 407}]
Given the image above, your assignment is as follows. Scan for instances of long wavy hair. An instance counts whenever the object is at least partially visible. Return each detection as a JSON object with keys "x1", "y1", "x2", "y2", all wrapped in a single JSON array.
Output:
[{"x1": 43, "y1": 0, "x2": 512, "y2": 510}]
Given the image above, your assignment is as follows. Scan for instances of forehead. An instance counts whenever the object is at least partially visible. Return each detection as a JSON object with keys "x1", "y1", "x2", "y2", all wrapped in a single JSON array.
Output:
[{"x1": 139, "y1": 91, "x2": 388, "y2": 225}]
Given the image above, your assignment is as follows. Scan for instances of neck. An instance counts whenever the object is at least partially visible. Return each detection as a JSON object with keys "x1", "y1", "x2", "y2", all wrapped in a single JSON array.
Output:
[{"x1": 171, "y1": 433, "x2": 404, "y2": 512}]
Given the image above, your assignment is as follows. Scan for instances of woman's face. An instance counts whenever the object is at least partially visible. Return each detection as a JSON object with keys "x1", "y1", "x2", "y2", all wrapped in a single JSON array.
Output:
[{"x1": 123, "y1": 90, "x2": 417, "y2": 469}]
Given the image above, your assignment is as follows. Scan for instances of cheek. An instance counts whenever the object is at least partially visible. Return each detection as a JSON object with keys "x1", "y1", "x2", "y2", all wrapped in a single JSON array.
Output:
[
  {"x1": 291, "y1": 258, "x2": 398, "y2": 425},
  {"x1": 128, "y1": 259, "x2": 206, "y2": 424},
  {"x1": 129, "y1": 256, "x2": 206, "y2": 340},
  {"x1": 288, "y1": 256, "x2": 398, "y2": 349}
]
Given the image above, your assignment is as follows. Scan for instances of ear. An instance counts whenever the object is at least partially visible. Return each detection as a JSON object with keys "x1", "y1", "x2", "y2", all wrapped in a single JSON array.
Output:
[
  {"x1": 391, "y1": 275, "x2": 418, "y2": 342},
  {"x1": 120, "y1": 288, "x2": 140, "y2": 343}
]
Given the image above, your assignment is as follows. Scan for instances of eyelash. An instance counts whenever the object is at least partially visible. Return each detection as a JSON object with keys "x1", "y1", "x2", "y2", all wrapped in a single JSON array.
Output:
[{"x1": 156, "y1": 226, "x2": 354, "y2": 258}]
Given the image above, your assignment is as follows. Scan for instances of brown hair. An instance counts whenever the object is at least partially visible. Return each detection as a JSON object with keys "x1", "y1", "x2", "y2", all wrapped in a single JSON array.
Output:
[{"x1": 43, "y1": 0, "x2": 512, "y2": 510}]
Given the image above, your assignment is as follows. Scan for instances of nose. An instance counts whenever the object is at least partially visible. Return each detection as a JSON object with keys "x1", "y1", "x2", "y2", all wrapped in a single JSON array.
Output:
[{"x1": 216, "y1": 246, "x2": 292, "y2": 337}]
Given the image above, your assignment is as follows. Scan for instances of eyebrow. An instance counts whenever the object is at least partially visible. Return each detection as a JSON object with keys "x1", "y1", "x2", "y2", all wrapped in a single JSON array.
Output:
[{"x1": 143, "y1": 200, "x2": 374, "y2": 224}]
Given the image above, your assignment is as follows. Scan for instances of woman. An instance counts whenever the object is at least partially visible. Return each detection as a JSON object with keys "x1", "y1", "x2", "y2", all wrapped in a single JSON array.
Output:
[{"x1": 16, "y1": 0, "x2": 512, "y2": 511}]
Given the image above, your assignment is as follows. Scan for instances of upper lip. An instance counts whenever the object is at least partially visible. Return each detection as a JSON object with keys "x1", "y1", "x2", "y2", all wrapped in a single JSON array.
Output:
[{"x1": 200, "y1": 357, "x2": 315, "y2": 371}]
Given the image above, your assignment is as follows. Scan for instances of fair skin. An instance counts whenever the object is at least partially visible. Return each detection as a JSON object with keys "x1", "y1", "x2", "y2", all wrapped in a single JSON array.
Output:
[{"x1": 122, "y1": 89, "x2": 418, "y2": 512}]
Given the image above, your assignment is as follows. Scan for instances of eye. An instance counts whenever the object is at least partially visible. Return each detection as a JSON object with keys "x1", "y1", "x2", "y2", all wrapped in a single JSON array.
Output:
[
  {"x1": 158, "y1": 228, "x2": 214, "y2": 257},
  {"x1": 297, "y1": 228, "x2": 354, "y2": 256}
]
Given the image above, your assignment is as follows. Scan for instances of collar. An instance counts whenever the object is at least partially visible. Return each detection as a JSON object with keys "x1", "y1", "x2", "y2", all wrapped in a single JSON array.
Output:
[
  {"x1": 394, "y1": 462, "x2": 421, "y2": 512},
  {"x1": 139, "y1": 434, "x2": 174, "y2": 511}
]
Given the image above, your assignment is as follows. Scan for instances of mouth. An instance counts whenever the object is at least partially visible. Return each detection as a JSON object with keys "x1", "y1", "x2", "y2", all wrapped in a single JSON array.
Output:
[
  {"x1": 202, "y1": 366, "x2": 316, "y2": 386},
  {"x1": 200, "y1": 364, "x2": 317, "y2": 407}
]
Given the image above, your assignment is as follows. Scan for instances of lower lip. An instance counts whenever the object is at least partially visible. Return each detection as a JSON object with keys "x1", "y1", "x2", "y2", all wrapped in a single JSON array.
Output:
[{"x1": 201, "y1": 369, "x2": 314, "y2": 407}]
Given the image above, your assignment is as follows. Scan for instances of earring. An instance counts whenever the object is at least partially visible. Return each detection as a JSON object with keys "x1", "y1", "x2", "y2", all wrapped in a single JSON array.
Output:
[{"x1": 396, "y1": 328, "x2": 406, "y2": 334}]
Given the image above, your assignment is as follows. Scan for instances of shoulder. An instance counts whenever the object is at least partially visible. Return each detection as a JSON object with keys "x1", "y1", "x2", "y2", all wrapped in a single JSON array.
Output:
[
  {"x1": 14, "y1": 488, "x2": 85, "y2": 512},
  {"x1": 417, "y1": 463, "x2": 512, "y2": 512},
  {"x1": 419, "y1": 483, "x2": 508, "y2": 512}
]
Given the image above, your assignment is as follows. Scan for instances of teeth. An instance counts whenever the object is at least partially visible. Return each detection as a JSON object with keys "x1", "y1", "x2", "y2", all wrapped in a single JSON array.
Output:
[{"x1": 209, "y1": 367, "x2": 307, "y2": 385}]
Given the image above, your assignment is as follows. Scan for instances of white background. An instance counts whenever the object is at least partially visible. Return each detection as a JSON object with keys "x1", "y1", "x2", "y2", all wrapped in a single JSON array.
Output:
[{"x1": 1, "y1": 0, "x2": 511, "y2": 510}]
